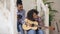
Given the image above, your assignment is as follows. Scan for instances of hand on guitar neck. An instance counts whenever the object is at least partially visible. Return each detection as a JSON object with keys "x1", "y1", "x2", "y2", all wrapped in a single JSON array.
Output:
[{"x1": 39, "y1": 26, "x2": 55, "y2": 31}]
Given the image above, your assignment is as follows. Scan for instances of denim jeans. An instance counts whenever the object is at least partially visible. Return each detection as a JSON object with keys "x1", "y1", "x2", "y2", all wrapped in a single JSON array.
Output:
[
  {"x1": 36, "y1": 29, "x2": 44, "y2": 34},
  {"x1": 27, "y1": 30, "x2": 36, "y2": 34},
  {"x1": 17, "y1": 23, "x2": 24, "y2": 34},
  {"x1": 27, "y1": 29, "x2": 44, "y2": 34}
]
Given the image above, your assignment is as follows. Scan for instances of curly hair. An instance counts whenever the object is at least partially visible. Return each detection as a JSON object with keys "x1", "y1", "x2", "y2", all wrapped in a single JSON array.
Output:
[{"x1": 27, "y1": 9, "x2": 39, "y2": 21}]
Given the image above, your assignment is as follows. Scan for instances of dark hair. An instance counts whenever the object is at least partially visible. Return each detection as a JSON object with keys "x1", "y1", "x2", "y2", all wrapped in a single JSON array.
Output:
[
  {"x1": 16, "y1": 0, "x2": 22, "y2": 7},
  {"x1": 27, "y1": 9, "x2": 39, "y2": 21}
]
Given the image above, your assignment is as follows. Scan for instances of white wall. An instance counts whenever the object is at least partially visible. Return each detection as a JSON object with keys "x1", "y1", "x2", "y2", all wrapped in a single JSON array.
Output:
[
  {"x1": 22, "y1": 0, "x2": 36, "y2": 16},
  {"x1": 0, "y1": 0, "x2": 17, "y2": 34}
]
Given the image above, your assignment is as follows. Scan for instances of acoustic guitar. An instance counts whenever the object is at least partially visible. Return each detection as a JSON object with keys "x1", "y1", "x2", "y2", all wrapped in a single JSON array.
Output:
[
  {"x1": 22, "y1": 19, "x2": 38, "y2": 30},
  {"x1": 22, "y1": 19, "x2": 55, "y2": 31}
]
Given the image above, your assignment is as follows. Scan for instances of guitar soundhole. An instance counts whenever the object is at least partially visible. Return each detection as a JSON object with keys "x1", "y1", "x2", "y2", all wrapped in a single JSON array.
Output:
[{"x1": 31, "y1": 24, "x2": 35, "y2": 27}]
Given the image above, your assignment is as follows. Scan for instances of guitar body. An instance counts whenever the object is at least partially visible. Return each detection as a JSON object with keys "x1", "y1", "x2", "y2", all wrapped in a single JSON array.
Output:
[
  {"x1": 22, "y1": 24, "x2": 38, "y2": 30},
  {"x1": 22, "y1": 19, "x2": 38, "y2": 30}
]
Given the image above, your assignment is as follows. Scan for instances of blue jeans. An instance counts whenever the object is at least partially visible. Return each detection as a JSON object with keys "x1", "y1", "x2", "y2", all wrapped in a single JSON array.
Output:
[
  {"x1": 36, "y1": 29, "x2": 44, "y2": 34},
  {"x1": 27, "y1": 29, "x2": 44, "y2": 34},
  {"x1": 27, "y1": 30, "x2": 36, "y2": 34},
  {"x1": 17, "y1": 23, "x2": 24, "y2": 34}
]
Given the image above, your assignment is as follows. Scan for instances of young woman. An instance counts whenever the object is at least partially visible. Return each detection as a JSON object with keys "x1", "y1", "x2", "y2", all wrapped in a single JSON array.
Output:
[
  {"x1": 22, "y1": 9, "x2": 38, "y2": 34},
  {"x1": 22, "y1": 9, "x2": 44, "y2": 34},
  {"x1": 23, "y1": 9, "x2": 43, "y2": 34},
  {"x1": 26, "y1": 9, "x2": 38, "y2": 34}
]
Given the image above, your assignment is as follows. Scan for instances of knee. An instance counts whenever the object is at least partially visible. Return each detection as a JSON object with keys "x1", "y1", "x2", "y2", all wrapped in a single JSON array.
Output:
[{"x1": 38, "y1": 29, "x2": 44, "y2": 34}]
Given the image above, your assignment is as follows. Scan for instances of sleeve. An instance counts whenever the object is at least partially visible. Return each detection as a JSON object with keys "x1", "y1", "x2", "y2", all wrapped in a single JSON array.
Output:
[
  {"x1": 23, "y1": 10, "x2": 25, "y2": 20},
  {"x1": 21, "y1": 10, "x2": 26, "y2": 24},
  {"x1": 38, "y1": 17, "x2": 44, "y2": 26}
]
